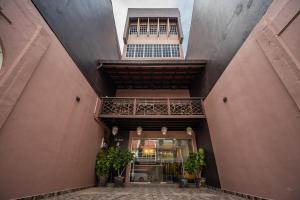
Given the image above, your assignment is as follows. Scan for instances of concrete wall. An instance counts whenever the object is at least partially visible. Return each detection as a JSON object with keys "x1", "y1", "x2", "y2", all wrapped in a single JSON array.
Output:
[
  {"x1": 0, "y1": 0, "x2": 106, "y2": 199},
  {"x1": 204, "y1": 0, "x2": 300, "y2": 199},
  {"x1": 116, "y1": 89, "x2": 190, "y2": 97}
]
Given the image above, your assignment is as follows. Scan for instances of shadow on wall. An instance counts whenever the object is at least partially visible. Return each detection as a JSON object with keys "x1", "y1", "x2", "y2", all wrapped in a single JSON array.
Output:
[
  {"x1": 187, "y1": 0, "x2": 272, "y2": 97},
  {"x1": 32, "y1": 0, "x2": 121, "y2": 97}
]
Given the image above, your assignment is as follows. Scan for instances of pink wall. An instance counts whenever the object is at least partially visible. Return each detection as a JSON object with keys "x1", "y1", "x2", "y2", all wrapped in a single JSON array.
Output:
[
  {"x1": 116, "y1": 89, "x2": 190, "y2": 97},
  {"x1": 204, "y1": 0, "x2": 300, "y2": 199},
  {"x1": 0, "y1": 1, "x2": 105, "y2": 199}
]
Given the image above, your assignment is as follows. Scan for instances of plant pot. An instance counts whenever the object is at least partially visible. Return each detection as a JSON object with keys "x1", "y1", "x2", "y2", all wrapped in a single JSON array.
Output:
[
  {"x1": 178, "y1": 178, "x2": 188, "y2": 188},
  {"x1": 195, "y1": 178, "x2": 201, "y2": 188},
  {"x1": 200, "y1": 177, "x2": 206, "y2": 187},
  {"x1": 98, "y1": 175, "x2": 108, "y2": 187},
  {"x1": 114, "y1": 176, "x2": 124, "y2": 187}
]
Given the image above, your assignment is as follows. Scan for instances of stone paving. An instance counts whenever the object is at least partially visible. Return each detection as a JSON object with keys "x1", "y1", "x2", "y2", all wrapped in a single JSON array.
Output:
[{"x1": 43, "y1": 186, "x2": 245, "y2": 200}]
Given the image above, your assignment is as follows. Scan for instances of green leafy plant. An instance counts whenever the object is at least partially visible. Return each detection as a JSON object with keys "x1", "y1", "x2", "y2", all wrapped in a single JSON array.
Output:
[
  {"x1": 107, "y1": 146, "x2": 134, "y2": 177},
  {"x1": 184, "y1": 148, "x2": 206, "y2": 179},
  {"x1": 95, "y1": 148, "x2": 110, "y2": 177}
]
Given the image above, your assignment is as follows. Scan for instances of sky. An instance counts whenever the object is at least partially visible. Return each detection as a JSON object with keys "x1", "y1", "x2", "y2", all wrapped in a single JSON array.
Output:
[{"x1": 111, "y1": 0, "x2": 194, "y2": 56}]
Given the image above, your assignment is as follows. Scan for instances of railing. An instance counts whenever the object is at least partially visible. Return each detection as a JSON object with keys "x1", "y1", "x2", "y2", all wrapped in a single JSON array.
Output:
[{"x1": 99, "y1": 97, "x2": 204, "y2": 118}]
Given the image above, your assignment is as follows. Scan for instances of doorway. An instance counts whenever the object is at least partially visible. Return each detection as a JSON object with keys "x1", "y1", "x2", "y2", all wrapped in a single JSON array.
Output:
[{"x1": 129, "y1": 138, "x2": 193, "y2": 183}]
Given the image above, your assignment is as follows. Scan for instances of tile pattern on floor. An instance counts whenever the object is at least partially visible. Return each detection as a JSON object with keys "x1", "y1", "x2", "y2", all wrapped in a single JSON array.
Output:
[{"x1": 43, "y1": 186, "x2": 245, "y2": 200}]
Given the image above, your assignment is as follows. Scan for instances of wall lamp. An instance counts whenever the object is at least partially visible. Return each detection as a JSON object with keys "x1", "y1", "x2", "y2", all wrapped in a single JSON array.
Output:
[
  {"x1": 161, "y1": 126, "x2": 168, "y2": 135},
  {"x1": 112, "y1": 126, "x2": 118, "y2": 136},
  {"x1": 137, "y1": 126, "x2": 143, "y2": 136}
]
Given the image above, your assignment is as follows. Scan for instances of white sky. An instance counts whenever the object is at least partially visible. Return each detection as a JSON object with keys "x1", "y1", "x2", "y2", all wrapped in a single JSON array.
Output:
[{"x1": 111, "y1": 0, "x2": 194, "y2": 56}]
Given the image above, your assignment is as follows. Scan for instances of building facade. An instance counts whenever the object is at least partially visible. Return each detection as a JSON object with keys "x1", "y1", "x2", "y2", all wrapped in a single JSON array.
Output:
[{"x1": 98, "y1": 8, "x2": 206, "y2": 183}]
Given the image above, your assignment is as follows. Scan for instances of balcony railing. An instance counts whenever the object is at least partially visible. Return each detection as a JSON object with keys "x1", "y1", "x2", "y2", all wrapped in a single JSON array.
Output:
[{"x1": 99, "y1": 97, "x2": 204, "y2": 118}]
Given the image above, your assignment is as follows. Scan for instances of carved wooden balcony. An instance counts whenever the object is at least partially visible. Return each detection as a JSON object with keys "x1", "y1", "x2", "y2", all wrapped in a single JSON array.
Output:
[{"x1": 99, "y1": 97, "x2": 205, "y2": 119}]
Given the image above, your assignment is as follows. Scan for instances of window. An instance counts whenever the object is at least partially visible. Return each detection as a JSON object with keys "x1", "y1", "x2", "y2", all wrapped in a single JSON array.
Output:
[
  {"x1": 159, "y1": 24, "x2": 167, "y2": 34},
  {"x1": 140, "y1": 24, "x2": 147, "y2": 35},
  {"x1": 153, "y1": 44, "x2": 162, "y2": 57},
  {"x1": 144, "y1": 44, "x2": 153, "y2": 57},
  {"x1": 135, "y1": 44, "x2": 144, "y2": 57},
  {"x1": 162, "y1": 44, "x2": 171, "y2": 57},
  {"x1": 150, "y1": 24, "x2": 157, "y2": 34},
  {"x1": 170, "y1": 25, "x2": 177, "y2": 35},
  {"x1": 126, "y1": 44, "x2": 135, "y2": 57},
  {"x1": 171, "y1": 44, "x2": 180, "y2": 57},
  {"x1": 129, "y1": 24, "x2": 137, "y2": 35},
  {"x1": 125, "y1": 44, "x2": 179, "y2": 58}
]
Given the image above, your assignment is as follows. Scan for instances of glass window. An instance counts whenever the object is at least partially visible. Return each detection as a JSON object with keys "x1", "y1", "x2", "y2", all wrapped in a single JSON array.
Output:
[
  {"x1": 162, "y1": 44, "x2": 171, "y2": 57},
  {"x1": 135, "y1": 44, "x2": 144, "y2": 57},
  {"x1": 153, "y1": 44, "x2": 162, "y2": 57},
  {"x1": 126, "y1": 44, "x2": 135, "y2": 57},
  {"x1": 170, "y1": 25, "x2": 177, "y2": 35},
  {"x1": 159, "y1": 24, "x2": 167, "y2": 34},
  {"x1": 144, "y1": 44, "x2": 153, "y2": 57},
  {"x1": 130, "y1": 138, "x2": 194, "y2": 183},
  {"x1": 139, "y1": 24, "x2": 147, "y2": 35},
  {"x1": 171, "y1": 44, "x2": 180, "y2": 57},
  {"x1": 129, "y1": 24, "x2": 137, "y2": 35},
  {"x1": 150, "y1": 24, "x2": 157, "y2": 34}
]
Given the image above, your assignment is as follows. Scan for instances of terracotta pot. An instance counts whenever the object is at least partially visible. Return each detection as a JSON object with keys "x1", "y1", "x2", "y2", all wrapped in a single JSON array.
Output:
[
  {"x1": 98, "y1": 175, "x2": 108, "y2": 187},
  {"x1": 195, "y1": 178, "x2": 201, "y2": 188},
  {"x1": 178, "y1": 178, "x2": 188, "y2": 188},
  {"x1": 114, "y1": 176, "x2": 124, "y2": 187}
]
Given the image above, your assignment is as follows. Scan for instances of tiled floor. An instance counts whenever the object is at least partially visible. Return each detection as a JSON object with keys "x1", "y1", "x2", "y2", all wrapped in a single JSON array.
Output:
[{"x1": 44, "y1": 186, "x2": 245, "y2": 200}]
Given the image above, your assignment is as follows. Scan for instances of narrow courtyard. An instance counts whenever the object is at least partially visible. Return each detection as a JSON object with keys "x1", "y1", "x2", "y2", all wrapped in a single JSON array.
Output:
[{"x1": 44, "y1": 187, "x2": 245, "y2": 200}]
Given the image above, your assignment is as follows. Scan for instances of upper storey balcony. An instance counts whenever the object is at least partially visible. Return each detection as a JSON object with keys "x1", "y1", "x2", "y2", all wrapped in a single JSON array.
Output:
[
  {"x1": 98, "y1": 97, "x2": 205, "y2": 130},
  {"x1": 99, "y1": 97, "x2": 204, "y2": 119}
]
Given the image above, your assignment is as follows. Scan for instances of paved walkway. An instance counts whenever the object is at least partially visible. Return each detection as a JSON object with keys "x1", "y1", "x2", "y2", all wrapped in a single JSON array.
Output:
[{"x1": 44, "y1": 186, "x2": 245, "y2": 200}]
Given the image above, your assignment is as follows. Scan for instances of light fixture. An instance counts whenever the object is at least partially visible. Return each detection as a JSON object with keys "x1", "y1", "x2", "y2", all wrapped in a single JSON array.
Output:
[
  {"x1": 186, "y1": 127, "x2": 193, "y2": 136},
  {"x1": 112, "y1": 126, "x2": 118, "y2": 136},
  {"x1": 137, "y1": 126, "x2": 143, "y2": 136},
  {"x1": 161, "y1": 126, "x2": 168, "y2": 135}
]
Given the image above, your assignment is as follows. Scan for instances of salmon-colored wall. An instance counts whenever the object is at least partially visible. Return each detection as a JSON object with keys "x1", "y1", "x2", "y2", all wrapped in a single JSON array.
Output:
[
  {"x1": 0, "y1": 1, "x2": 105, "y2": 199},
  {"x1": 204, "y1": 0, "x2": 300, "y2": 199},
  {"x1": 116, "y1": 89, "x2": 190, "y2": 97}
]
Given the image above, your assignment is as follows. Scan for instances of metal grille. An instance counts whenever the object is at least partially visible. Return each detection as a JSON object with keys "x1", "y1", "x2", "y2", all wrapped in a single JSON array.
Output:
[{"x1": 100, "y1": 97, "x2": 203, "y2": 117}]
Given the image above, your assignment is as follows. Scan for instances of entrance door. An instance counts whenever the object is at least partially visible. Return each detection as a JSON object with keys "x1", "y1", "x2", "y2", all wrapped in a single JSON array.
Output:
[{"x1": 130, "y1": 138, "x2": 193, "y2": 183}]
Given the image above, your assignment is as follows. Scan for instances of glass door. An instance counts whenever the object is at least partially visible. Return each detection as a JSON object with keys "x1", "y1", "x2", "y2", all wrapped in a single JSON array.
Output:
[{"x1": 130, "y1": 138, "x2": 193, "y2": 183}]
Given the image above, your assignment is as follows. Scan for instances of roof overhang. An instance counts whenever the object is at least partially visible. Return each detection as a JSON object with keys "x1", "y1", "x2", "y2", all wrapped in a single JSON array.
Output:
[{"x1": 98, "y1": 60, "x2": 207, "y2": 90}]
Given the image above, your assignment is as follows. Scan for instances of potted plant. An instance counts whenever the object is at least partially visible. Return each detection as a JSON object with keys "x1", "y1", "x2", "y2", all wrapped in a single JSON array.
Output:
[
  {"x1": 184, "y1": 148, "x2": 206, "y2": 188},
  {"x1": 107, "y1": 146, "x2": 134, "y2": 187},
  {"x1": 95, "y1": 148, "x2": 110, "y2": 186}
]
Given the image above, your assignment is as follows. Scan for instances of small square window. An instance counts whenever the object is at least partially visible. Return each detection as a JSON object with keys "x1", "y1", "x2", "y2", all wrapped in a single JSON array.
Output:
[
  {"x1": 150, "y1": 24, "x2": 157, "y2": 34},
  {"x1": 129, "y1": 25, "x2": 137, "y2": 35},
  {"x1": 159, "y1": 24, "x2": 167, "y2": 34},
  {"x1": 140, "y1": 24, "x2": 147, "y2": 35},
  {"x1": 170, "y1": 25, "x2": 177, "y2": 35}
]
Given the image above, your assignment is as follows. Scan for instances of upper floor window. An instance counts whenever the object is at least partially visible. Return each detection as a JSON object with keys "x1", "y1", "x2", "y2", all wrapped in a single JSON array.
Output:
[
  {"x1": 144, "y1": 44, "x2": 153, "y2": 57},
  {"x1": 153, "y1": 44, "x2": 162, "y2": 57},
  {"x1": 170, "y1": 25, "x2": 177, "y2": 35},
  {"x1": 135, "y1": 44, "x2": 144, "y2": 57},
  {"x1": 159, "y1": 24, "x2": 167, "y2": 34},
  {"x1": 162, "y1": 44, "x2": 171, "y2": 57},
  {"x1": 125, "y1": 44, "x2": 179, "y2": 58},
  {"x1": 139, "y1": 24, "x2": 148, "y2": 35},
  {"x1": 129, "y1": 24, "x2": 137, "y2": 35},
  {"x1": 171, "y1": 44, "x2": 180, "y2": 57},
  {"x1": 150, "y1": 24, "x2": 157, "y2": 35},
  {"x1": 126, "y1": 44, "x2": 135, "y2": 57}
]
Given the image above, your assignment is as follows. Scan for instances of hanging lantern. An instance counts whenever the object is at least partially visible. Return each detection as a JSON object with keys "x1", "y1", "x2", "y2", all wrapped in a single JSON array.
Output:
[
  {"x1": 186, "y1": 127, "x2": 193, "y2": 136},
  {"x1": 112, "y1": 126, "x2": 118, "y2": 136},
  {"x1": 137, "y1": 126, "x2": 143, "y2": 136},
  {"x1": 161, "y1": 126, "x2": 168, "y2": 135}
]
